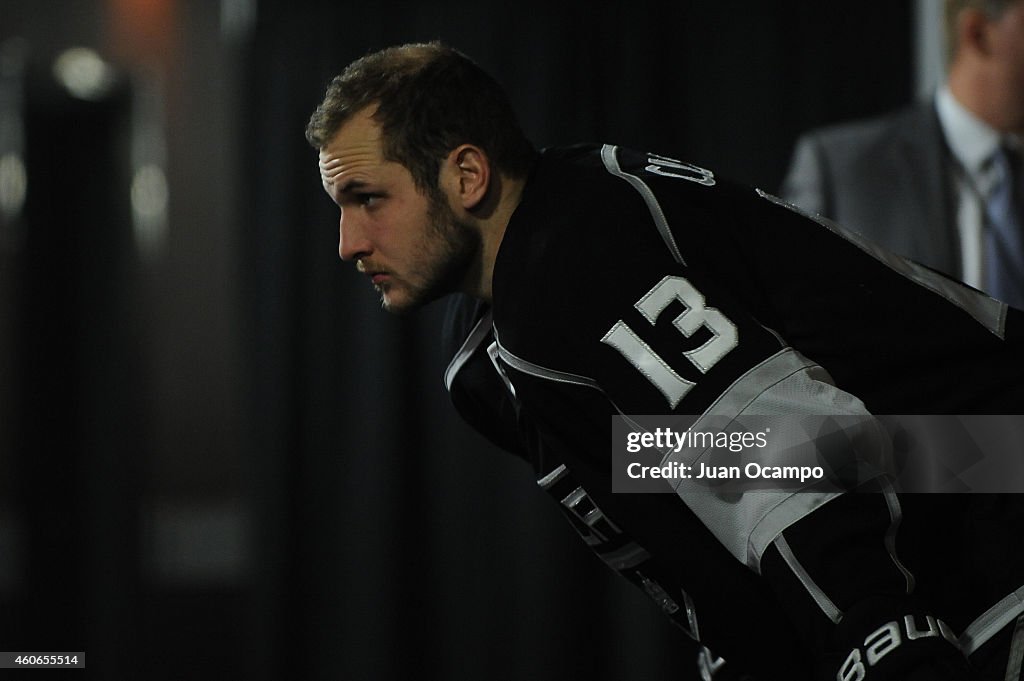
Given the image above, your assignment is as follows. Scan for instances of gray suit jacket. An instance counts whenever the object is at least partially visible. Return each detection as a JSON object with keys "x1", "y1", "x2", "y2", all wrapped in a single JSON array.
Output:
[{"x1": 781, "y1": 103, "x2": 961, "y2": 279}]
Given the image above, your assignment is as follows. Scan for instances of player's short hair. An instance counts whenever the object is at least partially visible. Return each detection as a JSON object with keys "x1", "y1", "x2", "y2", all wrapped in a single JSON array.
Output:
[
  {"x1": 305, "y1": 42, "x2": 537, "y2": 196},
  {"x1": 945, "y1": 0, "x2": 1022, "y2": 59}
]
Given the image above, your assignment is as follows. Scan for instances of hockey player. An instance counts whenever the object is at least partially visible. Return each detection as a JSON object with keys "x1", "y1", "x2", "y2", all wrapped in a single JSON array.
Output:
[{"x1": 306, "y1": 42, "x2": 1024, "y2": 680}]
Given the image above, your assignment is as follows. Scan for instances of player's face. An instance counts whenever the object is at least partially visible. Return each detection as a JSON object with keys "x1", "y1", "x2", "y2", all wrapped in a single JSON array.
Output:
[{"x1": 319, "y1": 107, "x2": 478, "y2": 313}]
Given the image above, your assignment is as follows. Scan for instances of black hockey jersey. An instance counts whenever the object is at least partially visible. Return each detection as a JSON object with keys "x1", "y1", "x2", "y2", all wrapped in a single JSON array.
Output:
[{"x1": 443, "y1": 145, "x2": 1024, "y2": 680}]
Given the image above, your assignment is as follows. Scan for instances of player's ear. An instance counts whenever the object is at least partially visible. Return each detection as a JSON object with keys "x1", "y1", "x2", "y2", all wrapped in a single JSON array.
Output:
[{"x1": 445, "y1": 145, "x2": 490, "y2": 211}]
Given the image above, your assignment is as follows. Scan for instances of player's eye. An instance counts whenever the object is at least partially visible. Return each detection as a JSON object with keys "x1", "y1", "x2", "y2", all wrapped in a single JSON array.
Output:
[{"x1": 357, "y1": 193, "x2": 382, "y2": 207}]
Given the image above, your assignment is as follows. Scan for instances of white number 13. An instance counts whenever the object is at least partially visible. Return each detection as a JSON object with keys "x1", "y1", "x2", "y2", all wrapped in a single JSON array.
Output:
[{"x1": 601, "y1": 275, "x2": 738, "y2": 408}]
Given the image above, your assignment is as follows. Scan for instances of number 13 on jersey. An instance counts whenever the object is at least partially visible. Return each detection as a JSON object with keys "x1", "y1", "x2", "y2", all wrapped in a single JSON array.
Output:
[{"x1": 601, "y1": 275, "x2": 739, "y2": 408}]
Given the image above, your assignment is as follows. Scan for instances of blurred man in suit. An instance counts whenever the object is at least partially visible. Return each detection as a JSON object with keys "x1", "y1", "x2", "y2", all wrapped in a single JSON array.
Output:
[{"x1": 782, "y1": 0, "x2": 1024, "y2": 309}]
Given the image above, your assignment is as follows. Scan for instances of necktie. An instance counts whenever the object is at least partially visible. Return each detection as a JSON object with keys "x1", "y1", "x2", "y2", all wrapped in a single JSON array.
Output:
[{"x1": 984, "y1": 145, "x2": 1024, "y2": 310}]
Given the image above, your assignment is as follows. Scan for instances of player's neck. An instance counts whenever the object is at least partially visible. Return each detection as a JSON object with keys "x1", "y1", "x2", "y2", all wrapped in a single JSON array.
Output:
[{"x1": 473, "y1": 174, "x2": 526, "y2": 304}]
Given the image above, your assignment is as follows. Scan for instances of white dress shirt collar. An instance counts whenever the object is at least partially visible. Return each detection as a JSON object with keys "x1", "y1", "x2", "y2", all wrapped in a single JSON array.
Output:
[{"x1": 935, "y1": 85, "x2": 1004, "y2": 188}]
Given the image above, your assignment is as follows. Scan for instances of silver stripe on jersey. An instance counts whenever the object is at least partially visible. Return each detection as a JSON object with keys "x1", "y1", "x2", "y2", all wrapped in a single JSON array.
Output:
[
  {"x1": 756, "y1": 188, "x2": 1008, "y2": 339},
  {"x1": 662, "y1": 347, "x2": 887, "y2": 572},
  {"x1": 698, "y1": 648, "x2": 727, "y2": 681},
  {"x1": 600, "y1": 144, "x2": 687, "y2": 266},
  {"x1": 879, "y1": 479, "x2": 916, "y2": 594},
  {"x1": 495, "y1": 337, "x2": 602, "y2": 390},
  {"x1": 773, "y1": 533, "x2": 843, "y2": 624},
  {"x1": 1004, "y1": 615, "x2": 1024, "y2": 681},
  {"x1": 537, "y1": 464, "x2": 568, "y2": 490},
  {"x1": 493, "y1": 335, "x2": 647, "y2": 437},
  {"x1": 486, "y1": 341, "x2": 518, "y2": 399},
  {"x1": 444, "y1": 309, "x2": 494, "y2": 392},
  {"x1": 960, "y1": 583, "x2": 1024, "y2": 655}
]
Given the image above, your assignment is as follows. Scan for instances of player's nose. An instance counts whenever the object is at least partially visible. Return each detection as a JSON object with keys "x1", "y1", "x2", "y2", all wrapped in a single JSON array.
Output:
[{"x1": 339, "y1": 211, "x2": 371, "y2": 261}]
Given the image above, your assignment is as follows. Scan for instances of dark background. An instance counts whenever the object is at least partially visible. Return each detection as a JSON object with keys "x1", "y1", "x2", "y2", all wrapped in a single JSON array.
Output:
[{"x1": 0, "y1": 1, "x2": 916, "y2": 678}]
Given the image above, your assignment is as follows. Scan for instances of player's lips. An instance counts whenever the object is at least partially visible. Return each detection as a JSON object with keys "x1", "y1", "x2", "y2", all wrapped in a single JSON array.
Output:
[
  {"x1": 362, "y1": 269, "x2": 389, "y2": 285},
  {"x1": 357, "y1": 261, "x2": 389, "y2": 285}
]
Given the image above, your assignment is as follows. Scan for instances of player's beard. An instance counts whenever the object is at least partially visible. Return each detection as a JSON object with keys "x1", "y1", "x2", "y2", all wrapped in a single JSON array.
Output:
[{"x1": 378, "y1": 189, "x2": 480, "y2": 314}]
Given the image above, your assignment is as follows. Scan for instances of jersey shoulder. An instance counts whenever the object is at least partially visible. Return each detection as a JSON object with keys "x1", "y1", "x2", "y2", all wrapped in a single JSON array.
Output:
[{"x1": 491, "y1": 145, "x2": 788, "y2": 406}]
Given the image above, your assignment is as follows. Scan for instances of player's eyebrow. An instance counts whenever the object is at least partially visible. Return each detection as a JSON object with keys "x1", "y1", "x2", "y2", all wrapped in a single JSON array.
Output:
[{"x1": 337, "y1": 179, "x2": 368, "y2": 195}]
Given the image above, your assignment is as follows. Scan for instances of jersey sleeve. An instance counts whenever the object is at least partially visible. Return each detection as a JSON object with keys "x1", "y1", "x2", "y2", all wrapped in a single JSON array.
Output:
[{"x1": 442, "y1": 295, "x2": 528, "y2": 457}]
